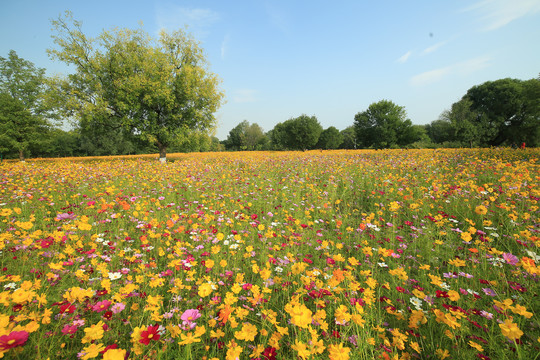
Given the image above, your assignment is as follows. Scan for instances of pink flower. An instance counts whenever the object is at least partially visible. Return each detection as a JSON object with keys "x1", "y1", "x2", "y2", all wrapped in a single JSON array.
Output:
[
  {"x1": 180, "y1": 309, "x2": 201, "y2": 323},
  {"x1": 61, "y1": 325, "x2": 78, "y2": 335},
  {"x1": 502, "y1": 253, "x2": 519, "y2": 266},
  {"x1": 92, "y1": 300, "x2": 112, "y2": 313},
  {"x1": 111, "y1": 303, "x2": 125, "y2": 314},
  {"x1": 0, "y1": 331, "x2": 29, "y2": 350}
]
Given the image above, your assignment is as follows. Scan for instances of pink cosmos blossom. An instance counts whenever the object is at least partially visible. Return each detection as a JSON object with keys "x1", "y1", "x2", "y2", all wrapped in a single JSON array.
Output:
[
  {"x1": 502, "y1": 253, "x2": 519, "y2": 266},
  {"x1": 92, "y1": 300, "x2": 111, "y2": 313},
  {"x1": 111, "y1": 302, "x2": 126, "y2": 314},
  {"x1": 0, "y1": 331, "x2": 29, "y2": 350}
]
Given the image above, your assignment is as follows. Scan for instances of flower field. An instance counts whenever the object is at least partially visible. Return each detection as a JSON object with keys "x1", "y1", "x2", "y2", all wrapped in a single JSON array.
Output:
[{"x1": 0, "y1": 148, "x2": 539, "y2": 360}]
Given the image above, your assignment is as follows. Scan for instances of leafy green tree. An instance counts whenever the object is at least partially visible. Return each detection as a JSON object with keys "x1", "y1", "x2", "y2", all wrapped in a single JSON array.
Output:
[
  {"x1": 340, "y1": 126, "x2": 357, "y2": 149},
  {"x1": 464, "y1": 78, "x2": 539, "y2": 146},
  {"x1": 354, "y1": 100, "x2": 416, "y2": 149},
  {"x1": 317, "y1": 126, "x2": 343, "y2": 149},
  {"x1": 48, "y1": 11, "x2": 224, "y2": 161},
  {"x1": 0, "y1": 93, "x2": 50, "y2": 160},
  {"x1": 0, "y1": 51, "x2": 54, "y2": 160},
  {"x1": 425, "y1": 119, "x2": 454, "y2": 144},
  {"x1": 225, "y1": 120, "x2": 249, "y2": 150},
  {"x1": 268, "y1": 123, "x2": 288, "y2": 150},
  {"x1": 225, "y1": 120, "x2": 267, "y2": 151},
  {"x1": 441, "y1": 98, "x2": 488, "y2": 148},
  {"x1": 285, "y1": 115, "x2": 323, "y2": 150},
  {"x1": 244, "y1": 123, "x2": 267, "y2": 150}
]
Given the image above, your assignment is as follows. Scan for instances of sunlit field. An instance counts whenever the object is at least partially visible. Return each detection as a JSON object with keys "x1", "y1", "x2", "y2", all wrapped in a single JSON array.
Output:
[{"x1": 0, "y1": 149, "x2": 538, "y2": 360}]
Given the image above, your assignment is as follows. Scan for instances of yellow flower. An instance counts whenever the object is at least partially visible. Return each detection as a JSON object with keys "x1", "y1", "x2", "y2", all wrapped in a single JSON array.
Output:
[
  {"x1": 234, "y1": 322, "x2": 258, "y2": 342},
  {"x1": 328, "y1": 342, "x2": 351, "y2": 360},
  {"x1": 178, "y1": 331, "x2": 202, "y2": 345},
  {"x1": 226, "y1": 341, "x2": 243, "y2": 360},
  {"x1": 468, "y1": 340, "x2": 484, "y2": 352},
  {"x1": 499, "y1": 319, "x2": 523, "y2": 341},
  {"x1": 288, "y1": 303, "x2": 312, "y2": 329},
  {"x1": 81, "y1": 343, "x2": 105, "y2": 359},
  {"x1": 475, "y1": 205, "x2": 487, "y2": 215},
  {"x1": 436, "y1": 348, "x2": 450, "y2": 359},
  {"x1": 102, "y1": 348, "x2": 127, "y2": 360},
  {"x1": 291, "y1": 340, "x2": 311, "y2": 359},
  {"x1": 82, "y1": 321, "x2": 104, "y2": 343},
  {"x1": 198, "y1": 283, "x2": 213, "y2": 297}
]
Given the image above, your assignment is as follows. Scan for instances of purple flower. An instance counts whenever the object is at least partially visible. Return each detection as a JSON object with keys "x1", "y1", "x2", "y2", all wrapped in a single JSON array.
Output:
[
  {"x1": 502, "y1": 253, "x2": 519, "y2": 266},
  {"x1": 482, "y1": 288, "x2": 496, "y2": 297}
]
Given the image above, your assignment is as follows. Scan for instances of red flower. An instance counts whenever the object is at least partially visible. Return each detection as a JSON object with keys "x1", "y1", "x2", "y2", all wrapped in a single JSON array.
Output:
[
  {"x1": 139, "y1": 325, "x2": 160, "y2": 345},
  {"x1": 262, "y1": 346, "x2": 277, "y2": 360},
  {"x1": 0, "y1": 331, "x2": 29, "y2": 351}
]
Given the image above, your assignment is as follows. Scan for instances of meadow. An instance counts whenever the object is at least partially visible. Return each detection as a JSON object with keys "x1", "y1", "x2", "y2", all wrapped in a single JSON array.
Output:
[{"x1": 0, "y1": 148, "x2": 538, "y2": 360}]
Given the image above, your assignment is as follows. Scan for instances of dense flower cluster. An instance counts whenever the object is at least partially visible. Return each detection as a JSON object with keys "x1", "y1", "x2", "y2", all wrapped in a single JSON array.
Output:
[{"x1": 0, "y1": 148, "x2": 538, "y2": 359}]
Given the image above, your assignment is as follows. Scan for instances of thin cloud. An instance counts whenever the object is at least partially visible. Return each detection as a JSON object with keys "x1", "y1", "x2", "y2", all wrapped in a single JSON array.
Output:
[
  {"x1": 462, "y1": 0, "x2": 540, "y2": 31},
  {"x1": 155, "y1": 5, "x2": 219, "y2": 37},
  {"x1": 221, "y1": 34, "x2": 230, "y2": 60},
  {"x1": 422, "y1": 41, "x2": 446, "y2": 55},
  {"x1": 233, "y1": 89, "x2": 258, "y2": 103},
  {"x1": 264, "y1": 2, "x2": 290, "y2": 34},
  {"x1": 396, "y1": 51, "x2": 412, "y2": 63},
  {"x1": 411, "y1": 56, "x2": 490, "y2": 86}
]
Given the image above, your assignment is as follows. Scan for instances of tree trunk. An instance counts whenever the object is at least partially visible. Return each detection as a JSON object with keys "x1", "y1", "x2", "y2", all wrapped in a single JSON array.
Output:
[
  {"x1": 157, "y1": 143, "x2": 167, "y2": 163},
  {"x1": 19, "y1": 149, "x2": 25, "y2": 162}
]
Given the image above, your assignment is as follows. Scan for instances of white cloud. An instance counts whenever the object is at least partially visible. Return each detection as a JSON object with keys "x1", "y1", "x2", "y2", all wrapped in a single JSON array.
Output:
[
  {"x1": 221, "y1": 34, "x2": 230, "y2": 60},
  {"x1": 233, "y1": 89, "x2": 258, "y2": 103},
  {"x1": 422, "y1": 41, "x2": 446, "y2": 55},
  {"x1": 410, "y1": 56, "x2": 490, "y2": 86},
  {"x1": 462, "y1": 0, "x2": 540, "y2": 31},
  {"x1": 264, "y1": 2, "x2": 290, "y2": 34},
  {"x1": 396, "y1": 50, "x2": 412, "y2": 63},
  {"x1": 155, "y1": 5, "x2": 219, "y2": 37}
]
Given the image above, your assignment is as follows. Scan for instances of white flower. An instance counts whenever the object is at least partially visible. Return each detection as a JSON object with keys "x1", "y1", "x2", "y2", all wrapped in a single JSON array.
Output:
[
  {"x1": 378, "y1": 262, "x2": 388, "y2": 267},
  {"x1": 410, "y1": 297, "x2": 423, "y2": 309},
  {"x1": 274, "y1": 266, "x2": 283, "y2": 273},
  {"x1": 4, "y1": 282, "x2": 17, "y2": 290},
  {"x1": 108, "y1": 272, "x2": 122, "y2": 280}
]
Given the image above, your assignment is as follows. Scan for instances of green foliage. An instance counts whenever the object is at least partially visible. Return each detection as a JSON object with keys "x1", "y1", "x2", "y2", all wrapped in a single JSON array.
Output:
[
  {"x1": 224, "y1": 120, "x2": 268, "y2": 151},
  {"x1": 48, "y1": 11, "x2": 224, "y2": 160},
  {"x1": 0, "y1": 51, "x2": 55, "y2": 160},
  {"x1": 270, "y1": 115, "x2": 323, "y2": 150},
  {"x1": 0, "y1": 93, "x2": 50, "y2": 160},
  {"x1": 317, "y1": 126, "x2": 343, "y2": 149},
  {"x1": 354, "y1": 100, "x2": 418, "y2": 149},
  {"x1": 464, "y1": 78, "x2": 539, "y2": 146},
  {"x1": 339, "y1": 126, "x2": 357, "y2": 149}
]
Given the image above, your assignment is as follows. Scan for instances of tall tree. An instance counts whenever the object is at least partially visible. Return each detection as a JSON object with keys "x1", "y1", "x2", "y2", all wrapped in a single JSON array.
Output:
[
  {"x1": 0, "y1": 93, "x2": 49, "y2": 160},
  {"x1": 0, "y1": 51, "x2": 53, "y2": 160},
  {"x1": 284, "y1": 114, "x2": 323, "y2": 150},
  {"x1": 48, "y1": 11, "x2": 224, "y2": 162},
  {"x1": 340, "y1": 126, "x2": 357, "y2": 149},
  {"x1": 317, "y1": 126, "x2": 343, "y2": 149},
  {"x1": 354, "y1": 100, "x2": 416, "y2": 148},
  {"x1": 465, "y1": 78, "x2": 539, "y2": 146}
]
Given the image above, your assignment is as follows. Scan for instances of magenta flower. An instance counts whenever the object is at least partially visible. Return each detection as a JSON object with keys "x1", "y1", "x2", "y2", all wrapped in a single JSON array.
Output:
[
  {"x1": 92, "y1": 300, "x2": 111, "y2": 313},
  {"x1": 0, "y1": 331, "x2": 29, "y2": 350},
  {"x1": 61, "y1": 324, "x2": 78, "y2": 335}
]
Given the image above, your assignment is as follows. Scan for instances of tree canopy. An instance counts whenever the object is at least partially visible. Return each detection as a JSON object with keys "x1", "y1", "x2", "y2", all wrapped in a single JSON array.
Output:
[
  {"x1": 0, "y1": 50, "x2": 53, "y2": 160},
  {"x1": 48, "y1": 11, "x2": 224, "y2": 161},
  {"x1": 354, "y1": 100, "x2": 419, "y2": 149}
]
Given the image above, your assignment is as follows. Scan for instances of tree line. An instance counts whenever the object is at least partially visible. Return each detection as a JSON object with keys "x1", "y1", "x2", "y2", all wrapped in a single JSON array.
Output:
[
  {"x1": 224, "y1": 78, "x2": 539, "y2": 151},
  {"x1": 1, "y1": 11, "x2": 538, "y2": 160}
]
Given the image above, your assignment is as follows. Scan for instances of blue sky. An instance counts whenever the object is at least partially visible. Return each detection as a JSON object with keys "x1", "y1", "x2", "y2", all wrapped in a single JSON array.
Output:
[{"x1": 1, "y1": 0, "x2": 539, "y2": 140}]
